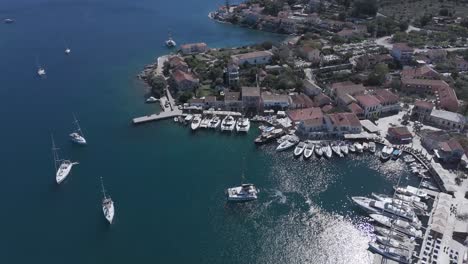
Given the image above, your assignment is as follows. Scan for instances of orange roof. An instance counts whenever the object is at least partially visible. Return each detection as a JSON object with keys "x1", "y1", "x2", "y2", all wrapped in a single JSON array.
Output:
[
  {"x1": 287, "y1": 107, "x2": 323, "y2": 122},
  {"x1": 374, "y1": 89, "x2": 398, "y2": 104},
  {"x1": 414, "y1": 100, "x2": 434, "y2": 110},
  {"x1": 355, "y1": 94, "x2": 381, "y2": 108}
]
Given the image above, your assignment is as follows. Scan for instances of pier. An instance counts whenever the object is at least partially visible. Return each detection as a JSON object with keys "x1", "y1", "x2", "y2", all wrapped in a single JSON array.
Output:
[{"x1": 132, "y1": 111, "x2": 181, "y2": 124}]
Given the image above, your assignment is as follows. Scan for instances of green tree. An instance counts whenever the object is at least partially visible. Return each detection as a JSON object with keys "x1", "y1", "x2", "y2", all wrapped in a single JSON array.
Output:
[
  {"x1": 178, "y1": 91, "x2": 193, "y2": 104},
  {"x1": 352, "y1": 0, "x2": 378, "y2": 17},
  {"x1": 366, "y1": 63, "x2": 389, "y2": 86},
  {"x1": 149, "y1": 75, "x2": 167, "y2": 97}
]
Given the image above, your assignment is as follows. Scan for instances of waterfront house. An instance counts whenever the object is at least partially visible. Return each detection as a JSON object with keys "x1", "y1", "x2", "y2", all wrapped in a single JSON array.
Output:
[
  {"x1": 428, "y1": 109, "x2": 465, "y2": 131},
  {"x1": 391, "y1": 43, "x2": 414, "y2": 64},
  {"x1": 180, "y1": 42, "x2": 208, "y2": 55},
  {"x1": 168, "y1": 56, "x2": 189, "y2": 72},
  {"x1": 297, "y1": 117, "x2": 327, "y2": 138},
  {"x1": 287, "y1": 107, "x2": 323, "y2": 123},
  {"x1": 231, "y1": 50, "x2": 273, "y2": 66},
  {"x1": 261, "y1": 94, "x2": 291, "y2": 110},
  {"x1": 347, "y1": 102, "x2": 364, "y2": 119},
  {"x1": 435, "y1": 85, "x2": 459, "y2": 112},
  {"x1": 303, "y1": 79, "x2": 322, "y2": 96},
  {"x1": 420, "y1": 130, "x2": 465, "y2": 163},
  {"x1": 290, "y1": 94, "x2": 314, "y2": 109},
  {"x1": 324, "y1": 113, "x2": 362, "y2": 137},
  {"x1": 400, "y1": 65, "x2": 440, "y2": 80},
  {"x1": 374, "y1": 89, "x2": 400, "y2": 116},
  {"x1": 355, "y1": 94, "x2": 382, "y2": 119},
  {"x1": 224, "y1": 91, "x2": 242, "y2": 112},
  {"x1": 330, "y1": 81, "x2": 365, "y2": 98},
  {"x1": 170, "y1": 70, "x2": 199, "y2": 91},
  {"x1": 387, "y1": 127, "x2": 413, "y2": 144},
  {"x1": 241, "y1": 86, "x2": 261, "y2": 112},
  {"x1": 412, "y1": 100, "x2": 434, "y2": 121},
  {"x1": 204, "y1": 96, "x2": 222, "y2": 109},
  {"x1": 225, "y1": 63, "x2": 240, "y2": 85}
]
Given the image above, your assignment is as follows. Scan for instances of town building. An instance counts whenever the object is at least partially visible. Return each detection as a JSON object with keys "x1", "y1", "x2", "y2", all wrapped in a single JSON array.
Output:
[
  {"x1": 435, "y1": 85, "x2": 459, "y2": 112},
  {"x1": 168, "y1": 56, "x2": 189, "y2": 72},
  {"x1": 241, "y1": 86, "x2": 261, "y2": 112},
  {"x1": 347, "y1": 102, "x2": 364, "y2": 119},
  {"x1": 170, "y1": 70, "x2": 199, "y2": 91},
  {"x1": 313, "y1": 93, "x2": 332, "y2": 107},
  {"x1": 224, "y1": 91, "x2": 242, "y2": 111},
  {"x1": 231, "y1": 50, "x2": 273, "y2": 65},
  {"x1": 187, "y1": 98, "x2": 204, "y2": 108},
  {"x1": 324, "y1": 113, "x2": 362, "y2": 136},
  {"x1": 298, "y1": 46, "x2": 321, "y2": 64},
  {"x1": 455, "y1": 57, "x2": 468, "y2": 72},
  {"x1": 420, "y1": 130, "x2": 465, "y2": 163},
  {"x1": 355, "y1": 94, "x2": 382, "y2": 119},
  {"x1": 261, "y1": 94, "x2": 291, "y2": 110},
  {"x1": 428, "y1": 109, "x2": 465, "y2": 131},
  {"x1": 412, "y1": 100, "x2": 434, "y2": 121},
  {"x1": 287, "y1": 107, "x2": 323, "y2": 123},
  {"x1": 400, "y1": 65, "x2": 440, "y2": 80},
  {"x1": 290, "y1": 94, "x2": 314, "y2": 109},
  {"x1": 225, "y1": 63, "x2": 240, "y2": 85},
  {"x1": 374, "y1": 89, "x2": 400, "y2": 116},
  {"x1": 387, "y1": 126, "x2": 413, "y2": 144},
  {"x1": 391, "y1": 43, "x2": 414, "y2": 64},
  {"x1": 400, "y1": 78, "x2": 450, "y2": 95},
  {"x1": 302, "y1": 79, "x2": 322, "y2": 96},
  {"x1": 426, "y1": 49, "x2": 447, "y2": 63},
  {"x1": 180, "y1": 42, "x2": 208, "y2": 55},
  {"x1": 330, "y1": 81, "x2": 366, "y2": 107}
]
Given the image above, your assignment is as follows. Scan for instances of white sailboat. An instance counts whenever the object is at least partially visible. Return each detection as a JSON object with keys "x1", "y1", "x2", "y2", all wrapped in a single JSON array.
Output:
[
  {"x1": 226, "y1": 159, "x2": 259, "y2": 202},
  {"x1": 191, "y1": 115, "x2": 201, "y2": 130},
  {"x1": 165, "y1": 31, "x2": 176, "y2": 47},
  {"x1": 100, "y1": 177, "x2": 115, "y2": 224},
  {"x1": 70, "y1": 114, "x2": 87, "y2": 145},
  {"x1": 65, "y1": 48, "x2": 71, "y2": 55},
  {"x1": 52, "y1": 135, "x2": 77, "y2": 184},
  {"x1": 37, "y1": 67, "x2": 46, "y2": 76}
]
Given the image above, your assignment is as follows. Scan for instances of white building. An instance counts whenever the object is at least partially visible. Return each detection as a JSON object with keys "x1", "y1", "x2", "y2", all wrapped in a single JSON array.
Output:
[
  {"x1": 429, "y1": 109, "x2": 465, "y2": 131},
  {"x1": 261, "y1": 94, "x2": 291, "y2": 109},
  {"x1": 231, "y1": 50, "x2": 273, "y2": 65}
]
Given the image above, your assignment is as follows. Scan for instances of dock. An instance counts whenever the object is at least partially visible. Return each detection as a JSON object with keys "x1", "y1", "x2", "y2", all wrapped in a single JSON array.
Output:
[{"x1": 132, "y1": 110, "x2": 181, "y2": 124}]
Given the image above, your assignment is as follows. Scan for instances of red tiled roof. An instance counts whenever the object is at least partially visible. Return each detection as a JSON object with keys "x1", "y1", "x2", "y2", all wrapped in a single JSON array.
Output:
[
  {"x1": 374, "y1": 89, "x2": 398, "y2": 104},
  {"x1": 172, "y1": 70, "x2": 197, "y2": 82},
  {"x1": 440, "y1": 139, "x2": 463, "y2": 153},
  {"x1": 348, "y1": 102, "x2": 364, "y2": 115},
  {"x1": 314, "y1": 93, "x2": 332, "y2": 106},
  {"x1": 355, "y1": 94, "x2": 381, "y2": 108},
  {"x1": 290, "y1": 94, "x2": 314, "y2": 108},
  {"x1": 321, "y1": 104, "x2": 333, "y2": 113},
  {"x1": 331, "y1": 81, "x2": 366, "y2": 96},
  {"x1": 414, "y1": 100, "x2": 434, "y2": 110},
  {"x1": 436, "y1": 86, "x2": 459, "y2": 112},
  {"x1": 224, "y1": 92, "x2": 240, "y2": 102},
  {"x1": 401, "y1": 65, "x2": 439, "y2": 79},
  {"x1": 388, "y1": 127, "x2": 412, "y2": 138},
  {"x1": 287, "y1": 107, "x2": 323, "y2": 122},
  {"x1": 302, "y1": 117, "x2": 324, "y2": 127},
  {"x1": 327, "y1": 112, "x2": 361, "y2": 127}
]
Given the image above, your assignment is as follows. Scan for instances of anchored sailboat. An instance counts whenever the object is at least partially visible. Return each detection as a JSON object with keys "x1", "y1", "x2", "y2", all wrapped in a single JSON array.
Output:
[
  {"x1": 165, "y1": 31, "x2": 176, "y2": 48},
  {"x1": 226, "y1": 158, "x2": 259, "y2": 202},
  {"x1": 101, "y1": 177, "x2": 115, "y2": 224},
  {"x1": 51, "y1": 134, "x2": 77, "y2": 184},
  {"x1": 70, "y1": 114, "x2": 87, "y2": 145}
]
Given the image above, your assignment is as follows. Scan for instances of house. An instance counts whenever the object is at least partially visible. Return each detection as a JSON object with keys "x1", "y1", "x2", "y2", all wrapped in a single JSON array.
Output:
[
  {"x1": 355, "y1": 54, "x2": 393, "y2": 70},
  {"x1": 261, "y1": 94, "x2": 291, "y2": 110},
  {"x1": 400, "y1": 65, "x2": 440, "y2": 80},
  {"x1": 241, "y1": 86, "x2": 261, "y2": 112},
  {"x1": 391, "y1": 43, "x2": 414, "y2": 64},
  {"x1": 290, "y1": 94, "x2": 314, "y2": 109},
  {"x1": 313, "y1": 93, "x2": 332, "y2": 107},
  {"x1": 400, "y1": 78, "x2": 450, "y2": 95},
  {"x1": 180, "y1": 42, "x2": 208, "y2": 55},
  {"x1": 170, "y1": 70, "x2": 199, "y2": 91},
  {"x1": 374, "y1": 89, "x2": 400, "y2": 116},
  {"x1": 347, "y1": 102, "x2": 364, "y2": 119},
  {"x1": 286, "y1": 107, "x2": 323, "y2": 123},
  {"x1": 299, "y1": 46, "x2": 321, "y2": 64},
  {"x1": 412, "y1": 100, "x2": 434, "y2": 121},
  {"x1": 330, "y1": 81, "x2": 366, "y2": 106},
  {"x1": 168, "y1": 56, "x2": 189, "y2": 72},
  {"x1": 387, "y1": 127, "x2": 413, "y2": 144},
  {"x1": 231, "y1": 50, "x2": 273, "y2": 65},
  {"x1": 324, "y1": 113, "x2": 362, "y2": 136},
  {"x1": 225, "y1": 63, "x2": 240, "y2": 85},
  {"x1": 355, "y1": 94, "x2": 382, "y2": 119},
  {"x1": 224, "y1": 91, "x2": 242, "y2": 111},
  {"x1": 429, "y1": 109, "x2": 465, "y2": 131},
  {"x1": 420, "y1": 130, "x2": 465, "y2": 163},
  {"x1": 455, "y1": 57, "x2": 468, "y2": 72},
  {"x1": 435, "y1": 85, "x2": 459, "y2": 112},
  {"x1": 303, "y1": 80, "x2": 322, "y2": 97}
]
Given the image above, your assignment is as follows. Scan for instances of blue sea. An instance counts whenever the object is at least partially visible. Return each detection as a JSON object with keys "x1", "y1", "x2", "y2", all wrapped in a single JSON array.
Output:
[{"x1": 0, "y1": 0, "x2": 416, "y2": 263}]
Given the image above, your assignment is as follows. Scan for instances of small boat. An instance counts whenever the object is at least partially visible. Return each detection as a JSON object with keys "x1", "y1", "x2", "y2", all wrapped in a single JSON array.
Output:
[
  {"x1": 191, "y1": 115, "x2": 201, "y2": 130},
  {"x1": 362, "y1": 142, "x2": 369, "y2": 151},
  {"x1": 340, "y1": 142, "x2": 348, "y2": 155},
  {"x1": 392, "y1": 149, "x2": 402, "y2": 160},
  {"x1": 380, "y1": 146, "x2": 393, "y2": 161},
  {"x1": 220, "y1": 115, "x2": 236, "y2": 132},
  {"x1": 173, "y1": 117, "x2": 179, "y2": 122},
  {"x1": 369, "y1": 142, "x2": 376, "y2": 153},
  {"x1": 354, "y1": 142, "x2": 364, "y2": 153},
  {"x1": 375, "y1": 235, "x2": 406, "y2": 249},
  {"x1": 208, "y1": 116, "x2": 221, "y2": 129},
  {"x1": 4, "y1": 18, "x2": 14, "y2": 24},
  {"x1": 165, "y1": 32, "x2": 177, "y2": 47},
  {"x1": 315, "y1": 144, "x2": 323, "y2": 157},
  {"x1": 331, "y1": 143, "x2": 342, "y2": 157},
  {"x1": 236, "y1": 117, "x2": 250, "y2": 132},
  {"x1": 303, "y1": 142, "x2": 314, "y2": 159},
  {"x1": 184, "y1": 114, "x2": 194, "y2": 123},
  {"x1": 70, "y1": 114, "x2": 87, "y2": 145},
  {"x1": 368, "y1": 242, "x2": 410, "y2": 264},
  {"x1": 200, "y1": 117, "x2": 210, "y2": 128},
  {"x1": 146, "y1": 96, "x2": 158, "y2": 103},
  {"x1": 52, "y1": 135, "x2": 77, "y2": 184},
  {"x1": 65, "y1": 48, "x2": 71, "y2": 55},
  {"x1": 226, "y1": 184, "x2": 259, "y2": 202},
  {"x1": 294, "y1": 142, "x2": 306, "y2": 157},
  {"x1": 323, "y1": 144, "x2": 332, "y2": 158},
  {"x1": 254, "y1": 128, "x2": 284, "y2": 145},
  {"x1": 371, "y1": 193, "x2": 428, "y2": 215},
  {"x1": 100, "y1": 177, "x2": 115, "y2": 224},
  {"x1": 37, "y1": 67, "x2": 46, "y2": 76},
  {"x1": 276, "y1": 135, "x2": 299, "y2": 152},
  {"x1": 348, "y1": 143, "x2": 356, "y2": 153}
]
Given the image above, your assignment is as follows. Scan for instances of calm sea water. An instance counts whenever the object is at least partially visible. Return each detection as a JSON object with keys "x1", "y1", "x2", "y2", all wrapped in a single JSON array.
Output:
[{"x1": 0, "y1": 0, "x2": 415, "y2": 263}]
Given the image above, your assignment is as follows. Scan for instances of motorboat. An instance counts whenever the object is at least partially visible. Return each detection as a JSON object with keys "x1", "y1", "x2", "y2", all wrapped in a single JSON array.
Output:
[
  {"x1": 294, "y1": 142, "x2": 306, "y2": 157},
  {"x1": 371, "y1": 193, "x2": 428, "y2": 215},
  {"x1": 146, "y1": 96, "x2": 158, "y2": 103},
  {"x1": 100, "y1": 177, "x2": 115, "y2": 224},
  {"x1": 354, "y1": 142, "x2": 364, "y2": 153},
  {"x1": 254, "y1": 129, "x2": 284, "y2": 145},
  {"x1": 70, "y1": 115, "x2": 87, "y2": 145},
  {"x1": 340, "y1": 142, "x2": 348, "y2": 155},
  {"x1": 392, "y1": 149, "x2": 402, "y2": 160},
  {"x1": 200, "y1": 117, "x2": 210, "y2": 128},
  {"x1": 37, "y1": 67, "x2": 46, "y2": 76},
  {"x1": 236, "y1": 117, "x2": 250, "y2": 132},
  {"x1": 352, "y1": 196, "x2": 419, "y2": 223},
  {"x1": 315, "y1": 144, "x2": 323, "y2": 157},
  {"x1": 226, "y1": 184, "x2": 259, "y2": 202},
  {"x1": 368, "y1": 242, "x2": 410, "y2": 264},
  {"x1": 394, "y1": 186, "x2": 429, "y2": 200},
  {"x1": 348, "y1": 143, "x2": 356, "y2": 153},
  {"x1": 303, "y1": 142, "x2": 314, "y2": 159},
  {"x1": 220, "y1": 115, "x2": 236, "y2": 132},
  {"x1": 191, "y1": 115, "x2": 201, "y2": 130},
  {"x1": 380, "y1": 146, "x2": 393, "y2": 161},
  {"x1": 276, "y1": 135, "x2": 299, "y2": 152},
  {"x1": 208, "y1": 116, "x2": 221, "y2": 129},
  {"x1": 331, "y1": 143, "x2": 342, "y2": 157},
  {"x1": 370, "y1": 214, "x2": 422, "y2": 238},
  {"x1": 184, "y1": 114, "x2": 194, "y2": 123},
  {"x1": 323, "y1": 144, "x2": 332, "y2": 158},
  {"x1": 375, "y1": 235, "x2": 407, "y2": 249},
  {"x1": 165, "y1": 36, "x2": 176, "y2": 47},
  {"x1": 369, "y1": 142, "x2": 376, "y2": 153},
  {"x1": 363, "y1": 142, "x2": 369, "y2": 151}
]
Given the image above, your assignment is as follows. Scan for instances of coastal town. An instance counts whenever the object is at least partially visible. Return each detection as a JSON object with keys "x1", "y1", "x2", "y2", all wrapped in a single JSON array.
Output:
[{"x1": 131, "y1": 0, "x2": 468, "y2": 263}]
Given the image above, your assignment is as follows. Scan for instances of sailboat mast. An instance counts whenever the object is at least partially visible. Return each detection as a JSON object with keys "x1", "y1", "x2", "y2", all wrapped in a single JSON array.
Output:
[
  {"x1": 100, "y1": 177, "x2": 107, "y2": 199},
  {"x1": 51, "y1": 134, "x2": 59, "y2": 171},
  {"x1": 73, "y1": 113, "x2": 84, "y2": 137}
]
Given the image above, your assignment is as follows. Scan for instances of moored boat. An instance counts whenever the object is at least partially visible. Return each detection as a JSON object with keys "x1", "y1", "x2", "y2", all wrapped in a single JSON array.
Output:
[
  {"x1": 331, "y1": 143, "x2": 342, "y2": 157},
  {"x1": 380, "y1": 145, "x2": 393, "y2": 161},
  {"x1": 276, "y1": 135, "x2": 299, "y2": 152},
  {"x1": 100, "y1": 177, "x2": 115, "y2": 224},
  {"x1": 370, "y1": 214, "x2": 422, "y2": 238},
  {"x1": 200, "y1": 116, "x2": 210, "y2": 128},
  {"x1": 236, "y1": 117, "x2": 250, "y2": 132},
  {"x1": 184, "y1": 114, "x2": 194, "y2": 123},
  {"x1": 354, "y1": 142, "x2": 364, "y2": 153},
  {"x1": 294, "y1": 142, "x2": 306, "y2": 157},
  {"x1": 315, "y1": 144, "x2": 323, "y2": 157},
  {"x1": 348, "y1": 143, "x2": 356, "y2": 153},
  {"x1": 303, "y1": 142, "x2": 314, "y2": 159},
  {"x1": 340, "y1": 142, "x2": 348, "y2": 155},
  {"x1": 52, "y1": 135, "x2": 77, "y2": 184},
  {"x1": 70, "y1": 114, "x2": 87, "y2": 145},
  {"x1": 368, "y1": 242, "x2": 410, "y2": 264},
  {"x1": 191, "y1": 115, "x2": 201, "y2": 130},
  {"x1": 221, "y1": 115, "x2": 236, "y2": 132},
  {"x1": 226, "y1": 184, "x2": 259, "y2": 202},
  {"x1": 369, "y1": 142, "x2": 376, "y2": 153},
  {"x1": 208, "y1": 116, "x2": 221, "y2": 129},
  {"x1": 352, "y1": 196, "x2": 419, "y2": 223}
]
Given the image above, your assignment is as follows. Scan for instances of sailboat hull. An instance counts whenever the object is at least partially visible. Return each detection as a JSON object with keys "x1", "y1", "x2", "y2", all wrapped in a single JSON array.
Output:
[
  {"x1": 102, "y1": 199, "x2": 115, "y2": 224},
  {"x1": 70, "y1": 133, "x2": 87, "y2": 145},
  {"x1": 56, "y1": 161, "x2": 73, "y2": 184}
]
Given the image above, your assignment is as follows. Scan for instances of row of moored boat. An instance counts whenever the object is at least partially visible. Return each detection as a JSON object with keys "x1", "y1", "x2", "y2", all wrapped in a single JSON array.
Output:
[{"x1": 184, "y1": 114, "x2": 250, "y2": 133}]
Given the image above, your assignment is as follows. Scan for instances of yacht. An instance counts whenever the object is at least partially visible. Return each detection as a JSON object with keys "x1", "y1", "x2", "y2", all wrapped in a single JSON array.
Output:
[
  {"x1": 394, "y1": 186, "x2": 429, "y2": 200},
  {"x1": 420, "y1": 181, "x2": 438, "y2": 191},
  {"x1": 362, "y1": 142, "x2": 369, "y2": 151},
  {"x1": 100, "y1": 177, "x2": 115, "y2": 224},
  {"x1": 374, "y1": 226, "x2": 414, "y2": 242},
  {"x1": 375, "y1": 235, "x2": 406, "y2": 249},
  {"x1": 276, "y1": 135, "x2": 299, "y2": 152},
  {"x1": 352, "y1": 196, "x2": 418, "y2": 223},
  {"x1": 184, "y1": 114, "x2": 194, "y2": 123},
  {"x1": 191, "y1": 115, "x2": 201, "y2": 130},
  {"x1": 200, "y1": 116, "x2": 210, "y2": 128},
  {"x1": 65, "y1": 48, "x2": 71, "y2": 55},
  {"x1": 208, "y1": 116, "x2": 221, "y2": 129},
  {"x1": 380, "y1": 145, "x2": 393, "y2": 161},
  {"x1": 303, "y1": 142, "x2": 314, "y2": 159},
  {"x1": 236, "y1": 117, "x2": 250, "y2": 133},
  {"x1": 70, "y1": 115, "x2": 87, "y2": 145},
  {"x1": 370, "y1": 214, "x2": 422, "y2": 238},
  {"x1": 323, "y1": 144, "x2": 332, "y2": 158},
  {"x1": 354, "y1": 142, "x2": 364, "y2": 153},
  {"x1": 37, "y1": 67, "x2": 46, "y2": 76},
  {"x1": 331, "y1": 143, "x2": 342, "y2": 157},
  {"x1": 146, "y1": 96, "x2": 158, "y2": 103},
  {"x1": 371, "y1": 193, "x2": 428, "y2": 215},
  {"x1": 220, "y1": 115, "x2": 236, "y2": 132},
  {"x1": 226, "y1": 184, "x2": 259, "y2": 202},
  {"x1": 315, "y1": 144, "x2": 323, "y2": 157},
  {"x1": 340, "y1": 142, "x2": 349, "y2": 155},
  {"x1": 368, "y1": 242, "x2": 410, "y2": 264},
  {"x1": 52, "y1": 135, "x2": 77, "y2": 184},
  {"x1": 254, "y1": 129, "x2": 284, "y2": 145},
  {"x1": 348, "y1": 143, "x2": 356, "y2": 153},
  {"x1": 369, "y1": 142, "x2": 376, "y2": 153},
  {"x1": 294, "y1": 142, "x2": 306, "y2": 157}
]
